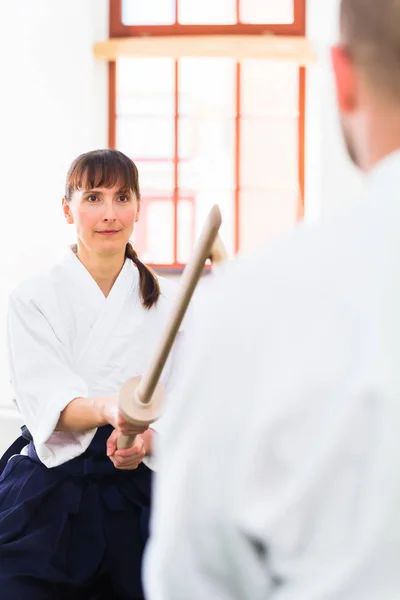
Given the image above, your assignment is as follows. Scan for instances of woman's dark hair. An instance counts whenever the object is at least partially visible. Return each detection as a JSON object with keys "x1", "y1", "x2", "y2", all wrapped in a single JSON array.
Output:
[{"x1": 65, "y1": 149, "x2": 160, "y2": 309}]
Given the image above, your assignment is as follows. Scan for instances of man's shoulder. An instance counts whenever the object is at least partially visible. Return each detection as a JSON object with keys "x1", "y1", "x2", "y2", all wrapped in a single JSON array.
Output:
[
  {"x1": 223, "y1": 213, "x2": 356, "y2": 296},
  {"x1": 200, "y1": 207, "x2": 371, "y2": 353}
]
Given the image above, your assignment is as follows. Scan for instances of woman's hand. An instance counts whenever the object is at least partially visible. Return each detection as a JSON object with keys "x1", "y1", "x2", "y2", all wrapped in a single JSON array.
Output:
[
  {"x1": 100, "y1": 396, "x2": 148, "y2": 436},
  {"x1": 106, "y1": 429, "x2": 146, "y2": 470},
  {"x1": 56, "y1": 395, "x2": 149, "y2": 434}
]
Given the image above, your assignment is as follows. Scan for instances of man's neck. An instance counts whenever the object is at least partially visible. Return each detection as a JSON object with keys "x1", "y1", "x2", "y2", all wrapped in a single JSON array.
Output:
[
  {"x1": 76, "y1": 243, "x2": 126, "y2": 297},
  {"x1": 363, "y1": 103, "x2": 400, "y2": 171}
]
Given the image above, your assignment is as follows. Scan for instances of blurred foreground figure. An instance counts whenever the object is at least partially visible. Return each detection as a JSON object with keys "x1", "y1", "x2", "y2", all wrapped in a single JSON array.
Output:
[{"x1": 145, "y1": 1, "x2": 400, "y2": 598}]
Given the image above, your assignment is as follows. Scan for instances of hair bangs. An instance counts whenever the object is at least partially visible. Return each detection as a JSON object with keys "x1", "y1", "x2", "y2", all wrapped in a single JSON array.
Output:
[{"x1": 65, "y1": 149, "x2": 140, "y2": 200}]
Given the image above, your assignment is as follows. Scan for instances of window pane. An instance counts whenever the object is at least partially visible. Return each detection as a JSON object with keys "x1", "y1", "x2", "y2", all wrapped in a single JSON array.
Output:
[
  {"x1": 240, "y1": 117, "x2": 298, "y2": 188},
  {"x1": 241, "y1": 61, "x2": 298, "y2": 116},
  {"x1": 122, "y1": 0, "x2": 176, "y2": 25},
  {"x1": 179, "y1": 0, "x2": 236, "y2": 24},
  {"x1": 178, "y1": 113, "x2": 235, "y2": 253},
  {"x1": 179, "y1": 58, "x2": 235, "y2": 185},
  {"x1": 116, "y1": 58, "x2": 175, "y2": 161},
  {"x1": 117, "y1": 58, "x2": 175, "y2": 95},
  {"x1": 177, "y1": 198, "x2": 195, "y2": 263},
  {"x1": 118, "y1": 94, "x2": 174, "y2": 118},
  {"x1": 135, "y1": 161, "x2": 174, "y2": 193},
  {"x1": 133, "y1": 198, "x2": 175, "y2": 264},
  {"x1": 177, "y1": 58, "x2": 236, "y2": 256},
  {"x1": 187, "y1": 190, "x2": 235, "y2": 257},
  {"x1": 240, "y1": 0, "x2": 294, "y2": 24},
  {"x1": 117, "y1": 117, "x2": 174, "y2": 160},
  {"x1": 179, "y1": 117, "x2": 235, "y2": 188},
  {"x1": 179, "y1": 58, "x2": 236, "y2": 118},
  {"x1": 239, "y1": 188, "x2": 298, "y2": 252},
  {"x1": 117, "y1": 58, "x2": 174, "y2": 116}
]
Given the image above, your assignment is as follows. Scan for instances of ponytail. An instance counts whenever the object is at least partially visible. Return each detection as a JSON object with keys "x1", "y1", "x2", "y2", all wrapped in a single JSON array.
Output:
[{"x1": 125, "y1": 243, "x2": 160, "y2": 309}]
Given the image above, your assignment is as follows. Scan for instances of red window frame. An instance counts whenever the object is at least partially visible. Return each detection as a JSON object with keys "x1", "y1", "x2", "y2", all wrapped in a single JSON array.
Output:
[
  {"x1": 110, "y1": 0, "x2": 306, "y2": 37},
  {"x1": 108, "y1": 0, "x2": 306, "y2": 268},
  {"x1": 135, "y1": 194, "x2": 196, "y2": 271}
]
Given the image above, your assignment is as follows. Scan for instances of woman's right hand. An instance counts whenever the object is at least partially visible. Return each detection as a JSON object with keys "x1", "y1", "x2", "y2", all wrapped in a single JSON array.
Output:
[
  {"x1": 106, "y1": 429, "x2": 146, "y2": 469},
  {"x1": 99, "y1": 395, "x2": 149, "y2": 435}
]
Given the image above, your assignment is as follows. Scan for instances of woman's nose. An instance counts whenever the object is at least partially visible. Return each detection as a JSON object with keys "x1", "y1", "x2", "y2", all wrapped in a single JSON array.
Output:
[{"x1": 102, "y1": 202, "x2": 116, "y2": 221}]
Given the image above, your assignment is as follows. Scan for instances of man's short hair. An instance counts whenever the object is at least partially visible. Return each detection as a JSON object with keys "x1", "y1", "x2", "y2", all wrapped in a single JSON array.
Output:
[{"x1": 340, "y1": 0, "x2": 400, "y2": 99}]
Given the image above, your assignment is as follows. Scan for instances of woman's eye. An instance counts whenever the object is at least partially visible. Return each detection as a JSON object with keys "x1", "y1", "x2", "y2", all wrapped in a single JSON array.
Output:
[
  {"x1": 118, "y1": 195, "x2": 129, "y2": 202},
  {"x1": 87, "y1": 195, "x2": 98, "y2": 202}
]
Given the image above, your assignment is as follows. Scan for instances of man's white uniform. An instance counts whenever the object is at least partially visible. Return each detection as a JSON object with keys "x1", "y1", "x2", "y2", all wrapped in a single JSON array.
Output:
[{"x1": 144, "y1": 150, "x2": 400, "y2": 600}]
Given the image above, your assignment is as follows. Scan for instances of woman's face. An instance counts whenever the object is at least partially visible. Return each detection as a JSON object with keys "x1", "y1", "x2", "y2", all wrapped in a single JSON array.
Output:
[{"x1": 62, "y1": 185, "x2": 140, "y2": 256}]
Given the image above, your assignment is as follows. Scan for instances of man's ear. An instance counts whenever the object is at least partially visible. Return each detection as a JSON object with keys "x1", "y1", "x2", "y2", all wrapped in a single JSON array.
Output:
[{"x1": 331, "y1": 44, "x2": 358, "y2": 113}]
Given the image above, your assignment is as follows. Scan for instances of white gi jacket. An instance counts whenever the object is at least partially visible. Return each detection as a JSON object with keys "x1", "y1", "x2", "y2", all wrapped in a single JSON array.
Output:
[
  {"x1": 144, "y1": 150, "x2": 400, "y2": 600},
  {"x1": 7, "y1": 248, "x2": 183, "y2": 468}
]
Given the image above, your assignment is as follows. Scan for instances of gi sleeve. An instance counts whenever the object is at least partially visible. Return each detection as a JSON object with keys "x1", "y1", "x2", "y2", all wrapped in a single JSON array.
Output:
[{"x1": 7, "y1": 293, "x2": 96, "y2": 468}]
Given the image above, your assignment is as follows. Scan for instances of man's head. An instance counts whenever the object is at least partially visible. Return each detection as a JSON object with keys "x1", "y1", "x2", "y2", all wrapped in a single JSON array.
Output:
[{"x1": 332, "y1": 0, "x2": 400, "y2": 171}]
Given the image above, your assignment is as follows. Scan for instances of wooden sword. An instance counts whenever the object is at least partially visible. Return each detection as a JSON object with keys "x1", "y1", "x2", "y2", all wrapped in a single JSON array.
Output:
[{"x1": 117, "y1": 204, "x2": 228, "y2": 449}]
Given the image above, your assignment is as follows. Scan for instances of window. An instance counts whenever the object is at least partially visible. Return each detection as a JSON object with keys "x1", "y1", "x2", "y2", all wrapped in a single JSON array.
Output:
[
  {"x1": 109, "y1": 0, "x2": 306, "y2": 269},
  {"x1": 111, "y1": 0, "x2": 305, "y2": 35}
]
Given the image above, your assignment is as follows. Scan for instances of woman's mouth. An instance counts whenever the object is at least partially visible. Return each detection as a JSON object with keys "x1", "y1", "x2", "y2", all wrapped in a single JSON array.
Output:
[{"x1": 96, "y1": 230, "x2": 121, "y2": 236}]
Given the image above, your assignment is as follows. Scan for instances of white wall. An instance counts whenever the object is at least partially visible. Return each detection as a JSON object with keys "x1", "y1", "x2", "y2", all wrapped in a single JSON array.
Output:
[{"x1": 0, "y1": 0, "x2": 109, "y2": 445}]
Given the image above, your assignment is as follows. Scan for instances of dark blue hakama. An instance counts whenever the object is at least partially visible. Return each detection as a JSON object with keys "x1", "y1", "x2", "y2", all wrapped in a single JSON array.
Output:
[{"x1": 0, "y1": 426, "x2": 152, "y2": 599}]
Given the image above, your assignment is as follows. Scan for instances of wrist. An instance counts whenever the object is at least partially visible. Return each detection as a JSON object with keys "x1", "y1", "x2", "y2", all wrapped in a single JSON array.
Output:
[{"x1": 92, "y1": 396, "x2": 110, "y2": 428}]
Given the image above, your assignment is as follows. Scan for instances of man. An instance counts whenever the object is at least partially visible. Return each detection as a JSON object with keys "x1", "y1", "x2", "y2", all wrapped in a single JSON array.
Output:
[{"x1": 144, "y1": 1, "x2": 400, "y2": 598}]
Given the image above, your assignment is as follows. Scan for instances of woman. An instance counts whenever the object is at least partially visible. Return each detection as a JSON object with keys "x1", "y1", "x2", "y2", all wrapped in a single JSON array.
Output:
[{"x1": 0, "y1": 149, "x2": 183, "y2": 599}]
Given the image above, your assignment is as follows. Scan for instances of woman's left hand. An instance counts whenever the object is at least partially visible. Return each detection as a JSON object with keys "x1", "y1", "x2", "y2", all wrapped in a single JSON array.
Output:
[{"x1": 106, "y1": 429, "x2": 146, "y2": 470}]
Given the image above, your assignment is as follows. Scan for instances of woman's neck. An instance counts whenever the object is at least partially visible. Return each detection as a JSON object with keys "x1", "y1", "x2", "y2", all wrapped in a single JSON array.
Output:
[{"x1": 75, "y1": 242, "x2": 126, "y2": 297}]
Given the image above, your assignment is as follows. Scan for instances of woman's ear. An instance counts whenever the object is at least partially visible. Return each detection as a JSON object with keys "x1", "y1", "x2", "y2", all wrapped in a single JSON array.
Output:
[
  {"x1": 62, "y1": 197, "x2": 74, "y2": 224},
  {"x1": 135, "y1": 201, "x2": 141, "y2": 223}
]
